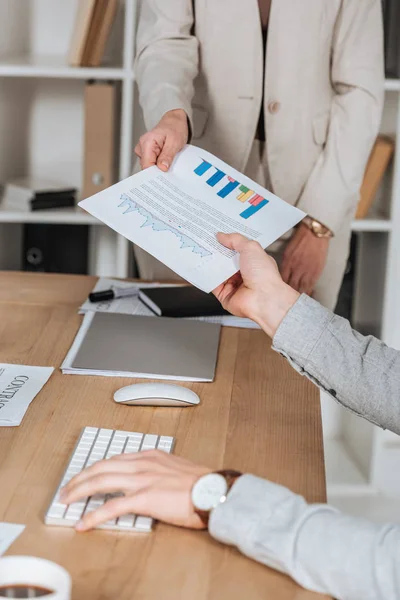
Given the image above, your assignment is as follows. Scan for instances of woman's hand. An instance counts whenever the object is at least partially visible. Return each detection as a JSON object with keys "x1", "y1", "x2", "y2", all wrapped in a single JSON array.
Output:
[
  {"x1": 281, "y1": 224, "x2": 329, "y2": 295},
  {"x1": 135, "y1": 109, "x2": 189, "y2": 171},
  {"x1": 60, "y1": 450, "x2": 210, "y2": 532}
]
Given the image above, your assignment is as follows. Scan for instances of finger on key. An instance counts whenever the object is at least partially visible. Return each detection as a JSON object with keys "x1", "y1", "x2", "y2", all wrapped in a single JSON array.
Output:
[
  {"x1": 61, "y1": 473, "x2": 127, "y2": 504},
  {"x1": 76, "y1": 495, "x2": 138, "y2": 532},
  {"x1": 61, "y1": 456, "x2": 140, "y2": 493},
  {"x1": 62, "y1": 472, "x2": 151, "y2": 505}
]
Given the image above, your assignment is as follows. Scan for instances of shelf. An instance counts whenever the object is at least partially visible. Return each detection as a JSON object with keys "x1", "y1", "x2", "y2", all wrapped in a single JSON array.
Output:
[
  {"x1": 0, "y1": 208, "x2": 392, "y2": 230},
  {"x1": 0, "y1": 206, "x2": 100, "y2": 225},
  {"x1": 328, "y1": 494, "x2": 400, "y2": 523},
  {"x1": 0, "y1": 55, "x2": 127, "y2": 80},
  {"x1": 325, "y1": 438, "x2": 373, "y2": 496},
  {"x1": 385, "y1": 78, "x2": 400, "y2": 92},
  {"x1": 351, "y1": 218, "x2": 392, "y2": 232}
]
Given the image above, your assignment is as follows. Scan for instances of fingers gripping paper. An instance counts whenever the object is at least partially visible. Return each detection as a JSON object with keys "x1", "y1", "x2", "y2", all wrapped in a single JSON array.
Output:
[{"x1": 79, "y1": 145, "x2": 305, "y2": 292}]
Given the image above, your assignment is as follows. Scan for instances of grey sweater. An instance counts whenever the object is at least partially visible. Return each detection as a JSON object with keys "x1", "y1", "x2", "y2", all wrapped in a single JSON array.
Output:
[{"x1": 209, "y1": 295, "x2": 400, "y2": 600}]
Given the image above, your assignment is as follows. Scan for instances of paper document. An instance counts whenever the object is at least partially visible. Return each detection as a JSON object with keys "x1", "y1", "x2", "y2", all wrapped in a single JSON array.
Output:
[
  {"x1": 0, "y1": 364, "x2": 54, "y2": 426},
  {"x1": 0, "y1": 523, "x2": 25, "y2": 555},
  {"x1": 80, "y1": 278, "x2": 260, "y2": 329},
  {"x1": 79, "y1": 145, "x2": 305, "y2": 292},
  {"x1": 79, "y1": 279, "x2": 179, "y2": 317}
]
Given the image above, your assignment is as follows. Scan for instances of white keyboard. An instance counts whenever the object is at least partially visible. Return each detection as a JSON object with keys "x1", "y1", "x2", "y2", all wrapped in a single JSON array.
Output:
[{"x1": 45, "y1": 426, "x2": 174, "y2": 532}]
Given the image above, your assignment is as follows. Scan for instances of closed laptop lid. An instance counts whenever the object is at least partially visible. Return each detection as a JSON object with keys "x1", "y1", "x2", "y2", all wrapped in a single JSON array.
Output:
[{"x1": 71, "y1": 312, "x2": 221, "y2": 381}]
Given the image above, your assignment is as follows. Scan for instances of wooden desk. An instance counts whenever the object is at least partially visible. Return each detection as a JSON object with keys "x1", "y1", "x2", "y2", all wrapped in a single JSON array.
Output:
[{"x1": 0, "y1": 272, "x2": 329, "y2": 600}]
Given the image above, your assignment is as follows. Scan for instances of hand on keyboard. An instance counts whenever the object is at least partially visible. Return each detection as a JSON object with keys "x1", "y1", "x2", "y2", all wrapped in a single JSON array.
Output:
[{"x1": 60, "y1": 450, "x2": 210, "y2": 532}]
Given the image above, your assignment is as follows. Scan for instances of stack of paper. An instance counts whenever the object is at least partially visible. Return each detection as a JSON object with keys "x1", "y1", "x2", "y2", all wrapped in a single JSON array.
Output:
[
  {"x1": 80, "y1": 278, "x2": 261, "y2": 329},
  {"x1": 1, "y1": 177, "x2": 76, "y2": 211}
]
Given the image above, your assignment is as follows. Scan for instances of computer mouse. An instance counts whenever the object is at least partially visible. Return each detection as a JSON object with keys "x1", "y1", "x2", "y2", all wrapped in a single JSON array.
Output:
[{"x1": 113, "y1": 382, "x2": 200, "y2": 407}]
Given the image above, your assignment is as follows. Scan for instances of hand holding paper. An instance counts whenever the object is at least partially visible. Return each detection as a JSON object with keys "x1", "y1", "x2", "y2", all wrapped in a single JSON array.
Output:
[{"x1": 79, "y1": 145, "x2": 305, "y2": 292}]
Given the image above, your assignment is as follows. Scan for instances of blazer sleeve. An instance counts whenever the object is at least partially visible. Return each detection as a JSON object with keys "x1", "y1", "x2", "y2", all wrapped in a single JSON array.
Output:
[
  {"x1": 135, "y1": 0, "x2": 199, "y2": 131},
  {"x1": 272, "y1": 294, "x2": 400, "y2": 435},
  {"x1": 296, "y1": 0, "x2": 385, "y2": 233}
]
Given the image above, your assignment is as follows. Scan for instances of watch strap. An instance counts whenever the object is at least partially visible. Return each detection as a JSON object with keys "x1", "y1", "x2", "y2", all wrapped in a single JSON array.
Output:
[{"x1": 302, "y1": 216, "x2": 334, "y2": 238}]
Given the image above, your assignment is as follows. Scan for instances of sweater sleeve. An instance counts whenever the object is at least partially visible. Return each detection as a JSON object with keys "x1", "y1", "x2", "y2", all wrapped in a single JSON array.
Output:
[
  {"x1": 272, "y1": 294, "x2": 400, "y2": 434},
  {"x1": 209, "y1": 474, "x2": 400, "y2": 599}
]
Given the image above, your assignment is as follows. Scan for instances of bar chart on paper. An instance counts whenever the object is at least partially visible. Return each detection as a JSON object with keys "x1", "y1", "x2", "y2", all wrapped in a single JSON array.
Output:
[
  {"x1": 79, "y1": 144, "x2": 305, "y2": 293},
  {"x1": 194, "y1": 159, "x2": 269, "y2": 219}
]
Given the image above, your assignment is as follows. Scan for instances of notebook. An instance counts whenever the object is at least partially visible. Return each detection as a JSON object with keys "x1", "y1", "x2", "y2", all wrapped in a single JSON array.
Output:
[
  {"x1": 138, "y1": 286, "x2": 229, "y2": 318},
  {"x1": 61, "y1": 312, "x2": 221, "y2": 382}
]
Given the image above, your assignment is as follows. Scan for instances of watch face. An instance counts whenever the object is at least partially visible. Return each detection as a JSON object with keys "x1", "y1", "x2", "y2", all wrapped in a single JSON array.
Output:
[{"x1": 191, "y1": 473, "x2": 228, "y2": 511}]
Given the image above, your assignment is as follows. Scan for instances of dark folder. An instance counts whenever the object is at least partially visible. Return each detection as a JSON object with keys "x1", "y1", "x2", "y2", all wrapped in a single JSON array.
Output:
[
  {"x1": 138, "y1": 286, "x2": 229, "y2": 318},
  {"x1": 383, "y1": 0, "x2": 400, "y2": 77}
]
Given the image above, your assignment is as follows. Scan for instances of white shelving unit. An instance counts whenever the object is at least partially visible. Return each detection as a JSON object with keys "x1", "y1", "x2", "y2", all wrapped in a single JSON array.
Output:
[
  {"x1": 0, "y1": 55, "x2": 126, "y2": 79},
  {"x1": 0, "y1": 205, "x2": 98, "y2": 224},
  {"x1": 325, "y1": 81, "x2": 400, "y2": 507},
  {"x1": 1, "y1": 0, "x2": 400, "y2": 509},
  {"x1": 0, "y1": 0, "x2": 135, "y2": 276}
]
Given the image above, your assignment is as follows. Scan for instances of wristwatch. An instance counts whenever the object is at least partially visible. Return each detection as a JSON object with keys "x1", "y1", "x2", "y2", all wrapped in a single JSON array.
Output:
[
  {"x1": 302, "y1": 216, "x2": 334, "y2": 238},
  {"x1": 191, "y1": 469, "x2": 242, "y2": 527}
]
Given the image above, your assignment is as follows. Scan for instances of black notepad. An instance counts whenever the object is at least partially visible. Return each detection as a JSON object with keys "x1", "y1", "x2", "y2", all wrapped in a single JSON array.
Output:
[{"x1": 138, "y1": 286, "x2": 229, "y2": 318}]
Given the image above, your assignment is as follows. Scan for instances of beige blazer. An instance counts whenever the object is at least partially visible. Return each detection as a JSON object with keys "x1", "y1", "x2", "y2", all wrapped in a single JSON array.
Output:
[{"x1": 135, "y1": 0, "x2": 384, "y2": 234}]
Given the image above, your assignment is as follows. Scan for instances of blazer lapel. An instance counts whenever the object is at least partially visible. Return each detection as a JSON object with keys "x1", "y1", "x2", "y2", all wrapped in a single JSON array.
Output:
[
  {"x1": 200, "y1": 0, "x2": 263, "y2": 97},
  {"x1": 266, "y1": 0, "x2": 324, "y2": 90}
]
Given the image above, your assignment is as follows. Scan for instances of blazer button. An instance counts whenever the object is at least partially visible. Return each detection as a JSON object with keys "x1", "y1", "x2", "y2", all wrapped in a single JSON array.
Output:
[{"x1": 268, "y1": 101, "x2": 281, "y2": 114}]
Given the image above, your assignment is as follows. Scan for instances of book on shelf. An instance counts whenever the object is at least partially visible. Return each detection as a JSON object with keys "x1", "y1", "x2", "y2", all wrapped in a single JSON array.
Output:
[
  {"x1": 68, "y1": 0, "x2": 97, "y2": 66},
  {"x1": 0, "y1": 177, "x2": 77, "y2": 212},
  {"x1": 68, "y1": 0, "x2": 118, "y2": 67},
  {"x1": 85, "y1": 0, "x2": 118, "y2": 67},
  {"x1": 382, "y1": 0, "x2": 400, "y2": 78},
  {"x1": 82, "y1": 82, "x2": 118, "y2": 199},
  {"x1": 356, "y1": 135, "x2": 395, "y2": 219}
]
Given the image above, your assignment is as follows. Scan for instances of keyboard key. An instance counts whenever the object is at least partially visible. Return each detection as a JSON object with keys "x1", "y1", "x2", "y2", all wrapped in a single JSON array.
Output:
[
  {"x1": 118, "y1": 514, "x2": 136, "y2": 528},
  {"x1": 142, "y1": 434, "x2": 158, "y2": 450},
  {"x1": 64, "y1": 512, "x2": 81, "y2": 522},
  {"x1": 157, "y1": 436, "x2": 174, "y2": 453},
  {"x1": 98, "y1": 429, "x2": 113, "y2": 439},
  {"x1": 127, "y1": 434, "x2": 143, "y2": 444},
  {"x1": 135, "y1": 516, "x2": 152, "y2": 531},
  {"x1": 125, "y1": 441, "x2": 141, "y2": 453},
  {"x1": 47, "y1": 504, "x2": 67, "y2": 519}
]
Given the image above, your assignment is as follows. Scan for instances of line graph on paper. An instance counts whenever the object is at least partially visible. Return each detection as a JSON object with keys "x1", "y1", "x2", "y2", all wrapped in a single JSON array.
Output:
[{"x1": 118, "y1": 194, "x2": 212, "y2": 258}]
